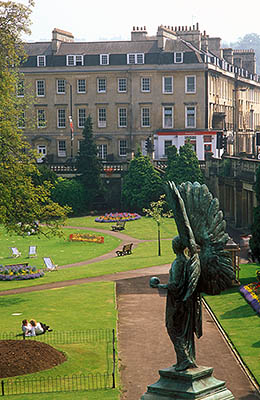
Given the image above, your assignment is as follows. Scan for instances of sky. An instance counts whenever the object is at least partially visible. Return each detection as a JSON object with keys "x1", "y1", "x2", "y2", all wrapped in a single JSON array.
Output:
[{"x1": 18, "y1": 0, "x2": 260, "y2": 45}]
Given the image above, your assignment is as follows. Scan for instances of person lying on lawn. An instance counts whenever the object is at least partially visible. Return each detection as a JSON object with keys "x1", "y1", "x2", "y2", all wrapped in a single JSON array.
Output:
[{"x1": 29, "y1": 319, "x2": 52, "y2": 336}]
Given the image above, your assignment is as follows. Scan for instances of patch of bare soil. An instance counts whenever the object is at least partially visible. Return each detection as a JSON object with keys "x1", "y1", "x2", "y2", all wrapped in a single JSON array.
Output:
[{"x1": 0, "y1": 340, "x2": 67, "y2": 378}]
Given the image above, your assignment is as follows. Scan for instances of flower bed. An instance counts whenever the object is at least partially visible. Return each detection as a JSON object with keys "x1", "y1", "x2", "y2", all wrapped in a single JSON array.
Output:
[
  {"x1": 240, "y1": 279, "x2": 260, "y2": 314},
  {"x1": 69, "y1": 233, "x2": 104, "y2": 243},
  {"x1": 0, "y1": 265, "x2": 44, "y2": 281},
  {"x1": 95, "y1": 212, "x2": 141, "y2": 223}
]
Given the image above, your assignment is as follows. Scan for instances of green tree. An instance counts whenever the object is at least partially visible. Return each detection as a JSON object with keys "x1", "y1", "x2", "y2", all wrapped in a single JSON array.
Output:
[
  {"x1": 249, "y1": 166, "x2": 260, "y2": 262},
  {"x1": 121, "y1": 150, "x2": 163, "y2": 212},
  {"x1": 51, "y1": 177, "x2": 86, "y2": 216},
  {"x1": 76, "y1": 115, "x2": 102, "y2": 209},
  {"x1": 143, "y1": 194, "x2": 172, "y2": 256},
  {"x1": 164, "y1": 141, "x2": 204, "y2": 185},
  {"x1": 0, "y1": 1, "x2": 69, "y2": 236}
]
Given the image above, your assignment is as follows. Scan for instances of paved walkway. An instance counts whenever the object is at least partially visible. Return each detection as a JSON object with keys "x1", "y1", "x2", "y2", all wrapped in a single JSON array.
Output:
[{"x1": 0, "y1": 226, "x2": 259, "y2": 399}]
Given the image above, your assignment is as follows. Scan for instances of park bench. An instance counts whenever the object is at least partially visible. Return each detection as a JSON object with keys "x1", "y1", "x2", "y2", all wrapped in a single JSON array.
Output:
[
  {"x1": 116, "y1": 243, "x2": 133, "y2": 257},
  {"x1": 111, "y1": 221, "x2": 126, "y2": 232}
]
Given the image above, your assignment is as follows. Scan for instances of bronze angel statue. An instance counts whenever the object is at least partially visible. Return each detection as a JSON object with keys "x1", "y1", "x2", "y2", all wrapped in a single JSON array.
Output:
[{"x1": 150, "y1": 181, "x2": 235, "y2": 371}]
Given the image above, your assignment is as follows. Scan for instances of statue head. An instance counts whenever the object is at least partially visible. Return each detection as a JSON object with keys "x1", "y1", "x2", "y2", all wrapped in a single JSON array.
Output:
[{"x1": 172, "y1": 236, "x2": 186, "y2": 254}]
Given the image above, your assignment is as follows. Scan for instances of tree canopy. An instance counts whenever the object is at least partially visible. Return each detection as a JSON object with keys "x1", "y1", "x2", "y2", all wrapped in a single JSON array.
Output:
[
  {"x1": 164, "y1": 141, "x2": 204, "y2": 185},
  {"x1": 249, "y1": 166, "x2": 260, "y2": 262},
  {"x1": 121, "y1": 150, "x2": 163, "y2": 212},
  {"x1": 0, "y1": 1, "x2": 69, "y2": 236},
  {"x1": 76, "y1": 115, "x2": 103, "y2": 209}
]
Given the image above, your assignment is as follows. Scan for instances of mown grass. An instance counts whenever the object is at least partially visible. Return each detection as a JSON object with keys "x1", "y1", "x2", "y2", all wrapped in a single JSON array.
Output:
[
  {"x1": 0, "y1": 226, "x2": 121, "y2": 268},
  {"x1": 66, "y1": 215, "x2": 177, "y2": 240},
  {"x1": 204, "y1": 262, "x2": 260, "y2": 386},
  {"x1": 1, "y1": 282, "x2": 120, "y2": 400}
]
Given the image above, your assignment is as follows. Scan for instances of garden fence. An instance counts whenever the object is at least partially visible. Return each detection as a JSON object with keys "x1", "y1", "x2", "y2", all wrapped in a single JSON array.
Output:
[
  {"x1": 0, "y1": 328, "x2": 117, "y2": 396},
  {"x1": 0, "y1": 328, "x2": 113, "y2": 344},
  {"x1": 1, "y1": 373, "x2": 112, "y2": 396}
]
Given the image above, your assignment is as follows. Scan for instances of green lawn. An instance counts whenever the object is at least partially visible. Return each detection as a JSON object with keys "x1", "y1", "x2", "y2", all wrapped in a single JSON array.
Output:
[
  {"x1": 1, "y1": 281, "x2": 120, "y2": 399},
  {"x1": 66, "y1": 215, "x2": 177, "y2": 240},
  {"x1": 0, "y1": 226, "x2": 121, "y2": 268},
  {"x1": 1, "y1": 217, "x2": 260, "y2": 398},
  {"x1": 204, "y1": 262, "x2": 260, "y2": 386}
]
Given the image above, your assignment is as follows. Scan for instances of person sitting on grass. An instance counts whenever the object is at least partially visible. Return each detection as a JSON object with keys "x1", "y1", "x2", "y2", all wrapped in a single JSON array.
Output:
[
  {"x1": 21, "y1": 319, "x2": 32, "y2": 336},
  {"x1": 30, "y1": 319, "x2": 53, "y2": 336}
]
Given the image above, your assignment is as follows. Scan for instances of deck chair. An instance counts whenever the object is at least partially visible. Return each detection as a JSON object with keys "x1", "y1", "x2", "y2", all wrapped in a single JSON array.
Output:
[
  {"x1": 10, "y1": 247, "x2": 21, "y2": 258},
  {"x1": 43, "y1": 257, "x2": 58, "y2": 271},
  {"x1": 29, "y1": 246, "x2": 37, "y2": 258}
]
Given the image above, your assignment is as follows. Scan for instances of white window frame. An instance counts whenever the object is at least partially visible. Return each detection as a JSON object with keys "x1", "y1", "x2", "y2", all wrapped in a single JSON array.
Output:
[
  {"x1": 100, "y1": 54, "x2": 109, "y2": 65},
  {"x1": 57, "y1": 79, "x2": 66, "y2": 94},
  {"x1": 127, "y1": 53, "x2": 144, "y2": 64},
  {"x1": 141, "y1": 77, "x2": 150, "y2": 92},
  {"x1": 174, "y1": 52, "x2": 183, "y2": 63},
  {"x1": 185, "y1": 75, "x2": 196, "y2": 94},
  {"x1": 119, "y1": 140, "x2": 127, "y2": 156},
  {"x1": 97, "y1": 144, "x2": 108, "y2": 160},
  {"x1": 141, "y1": 107, "x2": 150, "y2": 127},
  {"x1": 17, "y1": 79, "x2": 24, "y2": 97},
  {"x1": 98, "y1": 108, "x2": 107, "y2": 128},
  {"x1": 118, "y1": 78, "x2": 127, "y2": 93},
  {"x1": 37, "y1": 55, "x2": 46, "y2": 67},
  {"x1": 58, "y1": 140, "x2": 67, "y2": 157},
  {"x1": 18, "y1": 110, "x2": 25, "y2": 129},
  {"x1": 163, "y1": 106, "x2": 174, "y2": 129},
  {"x1": 118, "y1": 108, "x2": 127, "y2": 127},
  {"x1": 57, "y1": 109, "x2": 66, "y2": 128},
  {"x1": 163, "y1": 76, "x2": 173, "y2": 94},
  {"x1": 77, "y1": 79, "x2": 86, "y2": 93},
  {"x1": 37, "y1": 109, "x2": 46, "y2": 128},
  {"x1": 36, "y1": 80, "x2": 45, "y2": 97},
  {"x1": 37, "y1": 145, "x2": 47, "y2": 162},
  {"x1": 78, "y1": 108, "x2": 86, "y2": 128},
  {"x1": 66, "y1": 55, "x2": 84, "y2": 66},
  {"x1": 97, "y1": 78, "x2": 106, "y2": 93},
  {"x1": 185, "y1": 106, "x2": 196, "y2": 128}
]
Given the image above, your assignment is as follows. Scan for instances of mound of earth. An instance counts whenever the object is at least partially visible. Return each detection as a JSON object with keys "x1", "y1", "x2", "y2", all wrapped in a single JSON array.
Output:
[{"x1": 0, "y1": 340, "x2": 67, "y2": 378}]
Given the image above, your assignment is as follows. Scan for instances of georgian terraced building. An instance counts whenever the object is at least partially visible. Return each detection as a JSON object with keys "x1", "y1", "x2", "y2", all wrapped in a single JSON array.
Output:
[{"x1": 20, "y1": 23, "x2": 260, "y2": 163}]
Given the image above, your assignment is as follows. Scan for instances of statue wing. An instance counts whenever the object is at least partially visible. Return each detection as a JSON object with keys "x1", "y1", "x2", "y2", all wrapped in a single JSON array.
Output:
[
  {"x1": 177, "y1": 181, "x2": 234, "y2": 295},
  {"x1": 165, "y1": 181, "x2": 201, "y2": 298}
]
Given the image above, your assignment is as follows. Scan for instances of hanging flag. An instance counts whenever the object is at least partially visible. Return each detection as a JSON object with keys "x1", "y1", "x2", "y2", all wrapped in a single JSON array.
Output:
[{"x1": 69, "y1": 116, "x2": 74, "y2": 141}]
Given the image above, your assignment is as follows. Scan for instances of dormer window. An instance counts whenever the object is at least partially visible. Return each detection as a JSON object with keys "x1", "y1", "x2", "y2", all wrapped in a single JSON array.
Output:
[
  {"x1": 174, "y1": 52, "x2": 183, "y2": 63},
  {"x1": 127, "y1": 53, "x2": 144, "y2": 64},
  {"x1": 37, "y1": 55, "x2": 46, "y2": 67},
  {"x1": 100, "y1": 54, "x2": 109, "y2": 65},
  {"x1": 66, "y1": 55, "x2": 84, "y2": 66}
]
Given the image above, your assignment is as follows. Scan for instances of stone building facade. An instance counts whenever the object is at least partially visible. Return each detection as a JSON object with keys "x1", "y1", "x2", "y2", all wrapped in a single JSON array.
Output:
[{"x1": 19, "y1": 24, "x2": 260, "y2": 163}]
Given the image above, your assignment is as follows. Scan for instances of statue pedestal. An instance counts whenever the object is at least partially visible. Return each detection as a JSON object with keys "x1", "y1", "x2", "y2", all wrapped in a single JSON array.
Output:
[{"x1": 141, "y1": 366, "x2": 234, "y2": 399}]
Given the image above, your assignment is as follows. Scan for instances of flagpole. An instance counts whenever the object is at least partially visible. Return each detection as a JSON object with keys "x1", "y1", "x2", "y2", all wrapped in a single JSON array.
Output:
[{"x1": 69, "y1": 83, "x2": 73, "y2": 158}]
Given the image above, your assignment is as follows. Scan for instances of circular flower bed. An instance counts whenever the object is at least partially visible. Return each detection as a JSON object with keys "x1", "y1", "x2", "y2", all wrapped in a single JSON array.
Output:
[
  {"x1": 0, "y1": 265, "x2": 44, "y2": 281},
  {"x1": 95, "y1": 212, "x2": 141, "y2": 223}
]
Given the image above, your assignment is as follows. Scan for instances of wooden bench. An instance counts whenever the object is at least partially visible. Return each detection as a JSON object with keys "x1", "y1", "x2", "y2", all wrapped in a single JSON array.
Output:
[
  {"x1": 111, "y1": 221, "x2": 126, "y2": 232},
  {"x1": 116, "y1": 243, "x2": 133, "y2": 257}
]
